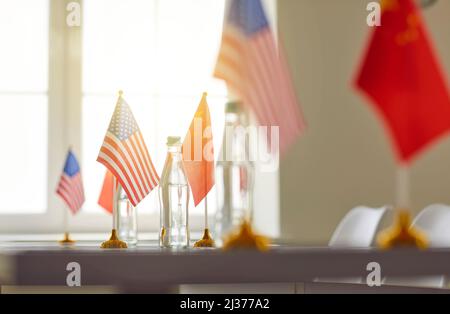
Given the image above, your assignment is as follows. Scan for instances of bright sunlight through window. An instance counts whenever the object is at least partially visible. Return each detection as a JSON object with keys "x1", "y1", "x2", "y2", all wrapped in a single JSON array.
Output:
[
  {"x1": 0, "y1": 0, "x2": 48, "y2": 213},
  {"x1": 82, "y1": 0, "x2": 227, "y2": 215}
]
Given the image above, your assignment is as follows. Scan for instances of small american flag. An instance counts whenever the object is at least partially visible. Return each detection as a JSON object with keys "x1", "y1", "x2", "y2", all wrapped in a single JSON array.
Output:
[
  {"x1": 214, "y1": 0, "x2": 306, "y2": 155},
  {"x1": 56, "y1": 150, "x2": 85, "y2": 214},
  {"x1": 97, "y1": 94, "x2": 159, "y2": 206}
]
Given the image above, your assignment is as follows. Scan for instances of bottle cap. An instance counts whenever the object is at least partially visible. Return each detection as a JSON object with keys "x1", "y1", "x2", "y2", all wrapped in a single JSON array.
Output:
[
  {"x1": 225, "y1": 101, "x2": 242, "y2": 114},
  {"x1": 167, "y1": 136, "x2": 181, "y2": 146}
]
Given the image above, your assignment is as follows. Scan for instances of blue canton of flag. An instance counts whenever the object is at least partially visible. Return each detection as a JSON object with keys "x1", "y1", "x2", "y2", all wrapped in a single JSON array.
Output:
[{"x1": 228, "y1": 0, "x2": 269, "y2": 35}]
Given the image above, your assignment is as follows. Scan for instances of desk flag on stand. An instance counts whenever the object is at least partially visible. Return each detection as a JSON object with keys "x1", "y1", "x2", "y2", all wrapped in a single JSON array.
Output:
[
  {"x1": 182, "y1": 93, "x2": 215, "y2": 207},
  {"x1": 56, "y1": 150, "x2": 85, "y2": 214},
  {"x1": 97, "y1": 91, "x2": 159, "y2": 248},
  {"x1": 183, "y1": 93, "x2": 215, "y2": 247},
  {"x1": 354, "y1": 0, "x2": 450, "y2": 248},
  {"x1": 56, "y1": 149, "x2": 85, "y2": 244},
  {"x1": 97, "y1": 92, "x2": 159, "y2": 206},
  {"x1": 214, "y1": 0, "x2": 306, "y2": 157}
]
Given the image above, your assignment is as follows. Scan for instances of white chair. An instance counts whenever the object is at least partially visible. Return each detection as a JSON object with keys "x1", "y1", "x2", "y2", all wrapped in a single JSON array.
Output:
[
  {"x1": 383, "y1": 204, "x2": 450, "y2": 288},
  {"x1": 316, "y1": 205, "x2": 390, "y2": 284},
  {"x1": 329, "y1": 205, "x2": 390, "y2": 248}
]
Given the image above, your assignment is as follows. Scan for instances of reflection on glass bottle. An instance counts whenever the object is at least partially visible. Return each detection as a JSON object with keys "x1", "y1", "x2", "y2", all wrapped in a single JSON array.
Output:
[
  {"x1": 215, "y1": 101, "x2": 254, "y2": 242},
  {"x1": 115, "y1": 184, "x2": 138, "y2": 246},
  {"x1": 159, "y1": 136, "x2": 190, "y2": 248}
]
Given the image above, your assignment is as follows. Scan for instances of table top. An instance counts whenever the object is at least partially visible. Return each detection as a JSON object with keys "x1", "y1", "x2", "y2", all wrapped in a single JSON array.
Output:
[{"x1": 1, "y1": 241, "x2": 450, "y2": 288}]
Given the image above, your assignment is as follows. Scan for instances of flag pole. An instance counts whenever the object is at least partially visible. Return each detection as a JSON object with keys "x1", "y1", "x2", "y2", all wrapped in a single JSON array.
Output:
[
  {"x1": 59, "y1": 204, "x2": 75, "y2": 244},
  {"x1": 101, "y1": 169, "x2": 127, "y2": 248},
  {"x1": 112, "y1": 176, "x2": 118, "y2": 230},
  {"x1": 100, "y1": 90, "x2": 127, "y2": 248},
  {"x1": 377, "y1": 163, "x2": 428, "y2": 248},
  {"x1": 59, "y1": 146, "x2": 75, "y2": 244},
  {"x1": 193, "y1": 97, "x2": 215, "y2": 248},
  {"x1": 193, "y1": 169, "x2": 215, "y2": 248},
  {"x1": 205, "y1": 195, "x2": 208, "y2": 229},
  {"x1": 396, "y1": 164, "x2": 410, "y2": 208},
  {"x1": 63, "y1": 204, "x2": 68, "y2": 232}
]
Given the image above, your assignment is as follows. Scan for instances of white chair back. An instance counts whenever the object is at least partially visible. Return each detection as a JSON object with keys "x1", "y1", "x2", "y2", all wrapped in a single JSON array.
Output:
[
  {"x1": 329, "y1": 206, "x2": 389, "y2": 247},
  {"x1": 316, "y1": 206, "x2": 389, "y2": 285},
  {"x1": 383, "y1": 204, "x2": 450, "y2": 289},
  {"x1": 413, "y1": 204, "x2": 450, "y2": 247}
]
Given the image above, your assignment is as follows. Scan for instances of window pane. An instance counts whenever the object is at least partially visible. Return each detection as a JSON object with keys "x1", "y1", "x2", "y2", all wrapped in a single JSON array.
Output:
[
  {"x1": 0, "y1": 95, "x2": 47, "y2": 213},
  {"x1": 0, "y1": 0, "x2": 48, "y2": 214},
  {"x1": 0, "y1": 0, "x2": 48, "y2": 92},
  {"x1": 82, "y1": 0, "x2": 157, "y2": 94},
  {"x1": 156, "y1": 0, "x2": 226, "y2": 96},
  {"x1": 82, "y1": 0, "x2": 227, "y2": 216}
]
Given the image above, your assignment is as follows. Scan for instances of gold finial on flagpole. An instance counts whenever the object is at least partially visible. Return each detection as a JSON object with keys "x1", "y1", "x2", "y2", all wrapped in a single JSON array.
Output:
[{"x1": 59, "y1": 201, "x2": 75, "y2": 245}]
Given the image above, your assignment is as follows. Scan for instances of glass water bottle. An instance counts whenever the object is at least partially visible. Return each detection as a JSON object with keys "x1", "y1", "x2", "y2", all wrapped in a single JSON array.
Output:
[
  {"x1": 159, "y1": 136, "x2": 190, "y2": 248},
  {"x1": 215, "y1": 101, "x2": 255, "y2": 241},
  {"x1": 115, "y1": 184, "x2": 138, "y2": 246}
]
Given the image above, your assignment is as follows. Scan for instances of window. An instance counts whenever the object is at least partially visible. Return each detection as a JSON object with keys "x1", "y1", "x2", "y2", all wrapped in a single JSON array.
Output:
[
  {"x1": 0, "y1": 0, "x2": 48, "y2": 214},
  {"x1": 0, "y1": 0, "x2": 279, "y2": 236}
]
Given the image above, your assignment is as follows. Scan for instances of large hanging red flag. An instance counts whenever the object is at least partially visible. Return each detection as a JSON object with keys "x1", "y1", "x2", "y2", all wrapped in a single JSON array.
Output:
[
  {"x1": 355, "y1": 0, "x2": 450, "y2": 163},
  {"x1": 182, "y1": 93, "x2": 215, "y2": 206}
]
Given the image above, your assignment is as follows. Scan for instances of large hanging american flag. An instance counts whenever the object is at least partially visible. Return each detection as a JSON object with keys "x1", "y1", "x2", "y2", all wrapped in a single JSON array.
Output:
[
  {"x1": 97, "y1": 93, "x2": 159, "y2": 206},
  {"x1": 214, "y1": 0, "x2": 306, "y2": 156},
  {"x1": 56, "y1": 150, "x2": 85, "y2": 214}
]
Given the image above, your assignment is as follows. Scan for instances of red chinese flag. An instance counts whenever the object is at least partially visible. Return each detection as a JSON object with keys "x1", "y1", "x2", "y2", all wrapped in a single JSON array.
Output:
[
  {"x1": 355, "y1": 0, "x2": 450, "y2": 163},
  {"x1": 182, "y1": 93, "x2": 215, "y2": 206},
  {"x1": 98, "y1": 170, "x2": 116, "y2": 214}
]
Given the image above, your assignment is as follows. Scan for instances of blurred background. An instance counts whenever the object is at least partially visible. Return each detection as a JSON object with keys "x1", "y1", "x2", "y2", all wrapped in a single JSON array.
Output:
[
  {"x1": 279, "y1": 0, "x2": 450, "y2": 244},
  {"x1": 1, "y1": 0, "x2": 450, "y2": 245}
]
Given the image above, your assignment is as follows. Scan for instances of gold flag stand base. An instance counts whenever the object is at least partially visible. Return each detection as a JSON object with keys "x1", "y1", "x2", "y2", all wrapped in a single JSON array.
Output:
[
  {"x1": 222, "y1": 220, "x2": 270, "y2": 251},
  {"x1": 377, "y1": 209, "x2": 428, "y2": 249},
  {"x1": 101, "y1": 229, "x2": 128, "y2": 249},
  {"x1": 194, "y1": 228, "x2": 215, "y2": 248},
  {"x1": 59, "y1": 232, "x2": 75, "y2": 245}
]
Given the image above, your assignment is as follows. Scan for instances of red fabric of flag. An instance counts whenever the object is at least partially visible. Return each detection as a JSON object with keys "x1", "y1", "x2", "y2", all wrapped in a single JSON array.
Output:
[
  {"x1": 355, "y1": 0, "x2": 450, "y2": 163},
  {"x1": 98, "y1": 170, "x2": 116, "y2": 214},
  {"x1": 182, "y1": 93, "x2": 215, "y2": 207}
]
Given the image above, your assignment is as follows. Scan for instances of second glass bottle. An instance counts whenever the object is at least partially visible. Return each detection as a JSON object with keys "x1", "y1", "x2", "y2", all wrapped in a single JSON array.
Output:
[{"x1": 159, "y1": 136, "x2": 190, "y2": 248}]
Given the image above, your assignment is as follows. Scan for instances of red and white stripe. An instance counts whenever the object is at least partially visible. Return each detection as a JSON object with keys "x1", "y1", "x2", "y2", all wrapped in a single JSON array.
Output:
[
  {"x1": 214, "y1": 25, "x2": 306, "y2": 156},
  {"x1": 97, "y1": 131, "x2": 159, "y2": 206},
  {"x1": 56, "y1": 173, "x2": 84, "y2": 214}
]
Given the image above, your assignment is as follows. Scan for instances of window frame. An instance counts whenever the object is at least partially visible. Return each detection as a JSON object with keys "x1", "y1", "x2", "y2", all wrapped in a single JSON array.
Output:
[{"x1": 0, "y1": 0, "x2": 279, "y2": 237}]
